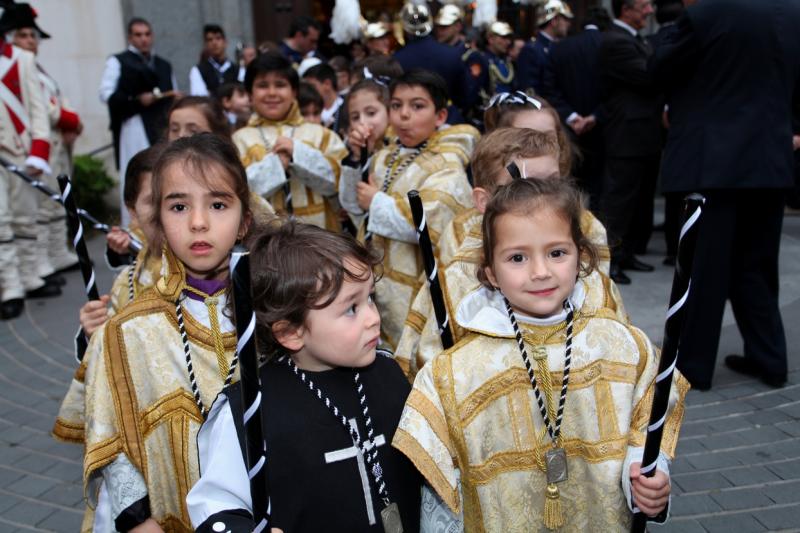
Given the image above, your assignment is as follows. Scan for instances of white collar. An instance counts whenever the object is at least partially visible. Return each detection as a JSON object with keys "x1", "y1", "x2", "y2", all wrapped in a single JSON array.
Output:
[
  {"x1": 127, "y1": 44, "x2": 155, "y2": 60},
  {"x1": 584, "y1": 24, "x2": 599, "y2": 31},
  {"x1": 539, "y1": 30, "x2": 556, "y2": 42},
  {"x1": 321, "y1": 96, "x2": 343, "y2": 124},
  {"x1": 612, "y1": 19, "x2": 638, "y2": 37},
  {"x1": 456, "y1": 281, "x2": 587, "y2": 337}
]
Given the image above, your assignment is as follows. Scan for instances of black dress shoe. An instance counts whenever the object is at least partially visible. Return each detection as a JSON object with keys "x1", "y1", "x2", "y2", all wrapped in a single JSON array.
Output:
[
  {"x1": 620, "y1": 257, "x2": 655, "y2": 272},
  {"x1": 0, "y1": 298, "x2": 24, "y2": 320},
  {"x1": 663, "y1": 256, "x2": 676, "y2": 266},
  {"x1": 725, "y1": 355, "x2": 787, "y2": 388},
  {"x1": 609, "y1": 265, "x2": 631, "y2": 285},
  {"x1": 26, "y1": 280, "x2": 62, "y2": 298},
  {"x1": 43, "y1": 273, "x2": 67, "y2": 286}
]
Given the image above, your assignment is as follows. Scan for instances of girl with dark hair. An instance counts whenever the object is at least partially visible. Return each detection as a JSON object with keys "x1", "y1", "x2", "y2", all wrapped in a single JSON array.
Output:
[
  {"x1": 81, "y1": 133, "x2": 254, "y2": 531},
  {"x1": 167, "y1": 95, "x2": 231, "y2": 141}
]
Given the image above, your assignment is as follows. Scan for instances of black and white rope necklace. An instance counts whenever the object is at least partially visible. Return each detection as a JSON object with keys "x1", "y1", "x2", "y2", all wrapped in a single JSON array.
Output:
[
  {"x1": 504, "y1": 297, "x2": 574, "y2": 478},
  {"x1": 364, "y1": 142, "x2": 427, "y2": 244},
  {"x1": 280, "y1": 355, "x2": 404, "y2": 532},
  {"x1": 258, "y1": 126, "x2": 296, "y2": 215},
  {"x1": 175, "y1": 297, "x2": 239, "y2": 418},
  {"x1": 127, "y1": 258, "x2": 137, "y2": 302}
]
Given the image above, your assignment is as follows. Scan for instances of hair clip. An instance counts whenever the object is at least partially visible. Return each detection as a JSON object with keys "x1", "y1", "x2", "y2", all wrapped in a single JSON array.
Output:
[
  {"x1": 506, "y1": 161, "x2": 522, "y2": 180},
  {"x1": 486, "y1": 91, "x2": 543, "y2": 110},
  {"x1": 363, "y1": 66, "x2": 390, "y2": 87}
]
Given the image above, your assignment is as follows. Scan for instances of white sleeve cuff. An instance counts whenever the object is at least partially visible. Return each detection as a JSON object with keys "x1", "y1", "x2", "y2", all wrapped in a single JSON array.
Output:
[
  {"x1": 290, "y1": 141, "x2": 337, "y2": 196},
  {"x1": 187, "y1": 394, "x2": 252, "y2": 528},
  {"x1": 622, "y1": 446, "x2": 671, "y2": 523},
  {"x1": 245, "y1": 153, "x2": 287, "y2": 197},
  {"x1": 367, "y1": 191, "x2": 417, "y2": 243},
  {"x1": 25, "y1": 155, "x2": 51, "y2": 175},
  {"x1": 338, "y1": 165, "x2": 364, "y2": 215},
  {"x1": 101, "y1": 453, "x2": 148, "y2": 521},
  {"x1": 566, "y1": 112, "x2": 580, "y2": 125}
]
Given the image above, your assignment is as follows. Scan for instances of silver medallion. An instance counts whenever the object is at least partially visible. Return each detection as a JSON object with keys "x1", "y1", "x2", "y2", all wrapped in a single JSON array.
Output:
[
  {"x1": 545, "y1": 447, "x2": 568, "y2": 484},
  {"x1": 380, "y1": 502, "x2": 404, "y2": 533}
]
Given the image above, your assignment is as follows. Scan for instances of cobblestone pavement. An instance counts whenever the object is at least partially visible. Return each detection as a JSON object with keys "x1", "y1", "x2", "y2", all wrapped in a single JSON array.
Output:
[{"x1": 0, "y1": 214, "x2": 798, "y2": 532}]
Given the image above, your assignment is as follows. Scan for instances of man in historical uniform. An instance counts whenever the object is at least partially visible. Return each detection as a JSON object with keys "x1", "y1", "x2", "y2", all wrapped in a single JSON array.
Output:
[
  {"x1": 99, "y1": 17, "x2": 177, "y2": 224},
  {"x1": 483, "y1": 21, "x2": 516, "y2": 95},
  {"x1": 517, "y1": 0, "x2": 574, "y2": 94},
  {"x1": 435, "y1": 5, "x2": 488, "y2": 129},
  {"x1": 0, "y1": 2, "x2": 61, "y2": 320},
  {"x1": 8, "y1": 2, "x2": 80, "y2": 280}
]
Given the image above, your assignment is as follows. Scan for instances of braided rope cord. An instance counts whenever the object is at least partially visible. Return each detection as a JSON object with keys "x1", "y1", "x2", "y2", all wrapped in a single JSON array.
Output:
[{"x1": 282, "y1": 355, "x2": 391, "y2": 505}]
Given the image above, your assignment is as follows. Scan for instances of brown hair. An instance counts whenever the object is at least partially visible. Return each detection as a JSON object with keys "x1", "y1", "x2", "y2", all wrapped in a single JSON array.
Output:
[
  {"x1": 483, "y1": 95, "x2": 572, "y2": 176},
  {"x1": 471, "y1": 127, "x2": 561, "y2": 192},
  {"x1": 478, "y1": 178, "x2": 598, "y2": 288},
  {"x1": 248, "y1": 221, "x2": 382, "y2": 359},
  {"x1": 167, "y1": 95, "x2": 230, "y2": 138},
  {"x1": 150, "y1": 133, "x2": 252, "y2": 238},
  {"x1": 123, "y1": 143, "x2": 165, "y2": 209}
]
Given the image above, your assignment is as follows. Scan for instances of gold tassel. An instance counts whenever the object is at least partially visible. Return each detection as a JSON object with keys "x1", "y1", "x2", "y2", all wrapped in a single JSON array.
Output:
[{"x1": 544, "y1": 483, "x2": 564, "y2": 530}]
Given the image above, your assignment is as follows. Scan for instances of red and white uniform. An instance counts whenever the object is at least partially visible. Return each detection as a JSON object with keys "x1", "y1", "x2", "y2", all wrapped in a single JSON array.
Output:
[
  {"x1": 36, "y1": 62, "x2": 79, "y2": 273},
  {"x1": 0, "y1": 41, "x2": 51, "y2": 301}
]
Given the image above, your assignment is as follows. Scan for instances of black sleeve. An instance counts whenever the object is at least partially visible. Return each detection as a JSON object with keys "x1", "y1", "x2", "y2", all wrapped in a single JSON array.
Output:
[
  {"x1": 540, "y1": 48, "x2": 574, "y2": 122},
  {"x1": 105, "y1": 246, "x2": 133, "y2": 268},
  {"x1": 649, "y1": 14, "x2": 699, "y2": 92},
  {"x1": 114, "y1": 496, "x2": 151, "y2": 532},
  {"x1": 195, "y1": 509, "x2": 255, "y2": 533}
]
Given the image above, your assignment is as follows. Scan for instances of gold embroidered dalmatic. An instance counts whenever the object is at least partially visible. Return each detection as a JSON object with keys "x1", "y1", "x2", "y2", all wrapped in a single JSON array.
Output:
[
  {"x1": 395, "y1": 208, "x2": 621, "y2": 380},
  {"x1": 233, "y1": 102, "x2": 347, "y2": 230},
  {"x1": 81, "y1": 250, "x2": 238, "y2": 532},
  {"x1": 394, "y1": 287, "x2": 689, "y2": 532},
  {"x1": 361, "y1": 127, "x2": 477, "y2": 349},
  {"x1": 53, "y1": 243, "x2": 162, "y2": 446}
]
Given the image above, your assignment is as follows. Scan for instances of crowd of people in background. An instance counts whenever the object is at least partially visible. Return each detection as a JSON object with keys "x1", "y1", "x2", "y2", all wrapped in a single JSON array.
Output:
[{"x1": 0, "y1": 0, "x2": 798, "y2": 531}]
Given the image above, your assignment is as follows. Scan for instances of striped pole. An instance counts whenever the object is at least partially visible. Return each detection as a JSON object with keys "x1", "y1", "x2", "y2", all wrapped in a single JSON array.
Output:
[
  {"x1": 360, "y1": 148, "x2": 376, "y2": 244},
  {"x1": 407, "y1": 190, "x2": 454, "y2": 350},
  {"x1": 230, "y1": 245, "x2": 270, "y2": 532},
  {"x1": 631, "y1": 193, "x2": 704, "y2": 532},
  {"x1": 57, "y1": 174, "x2": 100, "y2": 362},
  {"x1": 0, "y1": 156, "x2": 141, "y2": 254}
]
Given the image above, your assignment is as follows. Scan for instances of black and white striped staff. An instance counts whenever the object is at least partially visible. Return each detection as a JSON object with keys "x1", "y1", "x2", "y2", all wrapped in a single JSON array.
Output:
[
  {"x1": 407, "y1": 190, "x2": 454, "y2": 350},
  {"x1": 57, "y1": 174, "x2": 100, "y2": 362},
  {"x1": 0, "y1": 156, "x2": 142, "y2": 254},
  {"x1": 230, "y1": 245, "x2": 271, "y2": 532},
  {"x1": 631, "y1": 193, "x2": 704, "y2": 533}
]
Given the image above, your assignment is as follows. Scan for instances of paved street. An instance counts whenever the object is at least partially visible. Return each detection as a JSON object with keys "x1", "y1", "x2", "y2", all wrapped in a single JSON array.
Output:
[{"x1": 0, "y1": 210, "x2": 798, "y2": 532}]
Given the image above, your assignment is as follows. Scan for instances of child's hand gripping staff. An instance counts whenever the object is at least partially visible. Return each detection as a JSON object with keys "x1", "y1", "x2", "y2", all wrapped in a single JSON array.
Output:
[
  {"x1": 57, "y1": 174, "x2": 100, "y2": 363},
  {"x1": 230, "y1": 245, "x2": 271, "y2": 532},
  {"x1": 630, "y1": 194, "x2": 705, "y2": 532},
  {"x1": 407, "y1": 190, "x2": 454, "y2": 350}
]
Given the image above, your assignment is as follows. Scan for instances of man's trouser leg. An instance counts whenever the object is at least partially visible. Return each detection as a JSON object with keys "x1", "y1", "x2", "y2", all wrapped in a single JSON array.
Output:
[
  {"x1": 0, "y1": 165, "x2": 25, "y2": 301},
  {"x1": 8, "y1": 166, "x2": 45, "y2": 291}
]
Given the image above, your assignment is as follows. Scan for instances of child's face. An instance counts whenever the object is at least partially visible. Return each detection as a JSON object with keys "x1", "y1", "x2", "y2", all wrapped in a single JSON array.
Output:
[
  {"x1": 390, "y1": 85, "x2": 447, "y2": 147},
  {"x1": 348, "y1": 89, "x2": 389, "y2": 146},
  {"x1": 300, "y1": 103, "x2": 322, "y2": 124},
  {"x1": 168, "y1": 107, "x2": 212, "y2": 142},
  {"x1": 291, "y1": 259, "x2": 381, "y2": 371},
  {"x1": 510, "y1": 110, "x2": 557, "y2": 134},
  {"x1": 473, "y1": 155, "x2": 560, "y2": 213},
  {"x1": 252, "y1": 72, "x2": 296, "y2": 121},
  {"x1": 204, "y1": 31, "x2": 227, "y2": 59},
  {"x1": 159, "y1": 161, "x2": 246, "y2": 280},
  {"x1": 225, "y1": 89, "x2": 251, "y2": 119},
  {"x1": 129, "y1": 171, "x2": 157, "y2": 243},
  {"x1": 485, "y1": 207, "x2": 579, "y2": 318},
  {"x1": 336, "y1": 70, "x2": 351, "y2": 92}
]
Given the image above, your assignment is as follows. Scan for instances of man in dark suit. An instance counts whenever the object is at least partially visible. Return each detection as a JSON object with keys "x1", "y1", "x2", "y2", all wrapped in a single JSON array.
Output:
[
  {"x1": 599, "y1": 0, "x2": 662, "y2": 285},
  {"x1": 542, "y1": 7, "x2": 610, "y2": 210},
  {"x1": 516, "y1": 0, "x2": 573, "y2": 95},
  {"x1": 652, "y1": 0, "x2": 800, "y2": 390}
]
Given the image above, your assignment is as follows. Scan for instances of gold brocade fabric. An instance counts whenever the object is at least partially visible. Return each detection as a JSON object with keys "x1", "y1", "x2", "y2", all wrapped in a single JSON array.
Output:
[
  {"x1": 53, "y1": 243, "x2": 163, "y2": 446},
  {"x1": 359, "y1": 126, "x2": 478, "y2": 350},
  {"x1": 394, "y1": 208, "x2": 623, "y2": 381},
  {"x1": 234, "y1": 103, "x2": 347, "y2": 230},
  {"x1": 81, "y1": 250, "x2": 238, "y2": 531},
  {"x1": 393, "y1": 290, "x2": 690, "y2": 532}
]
